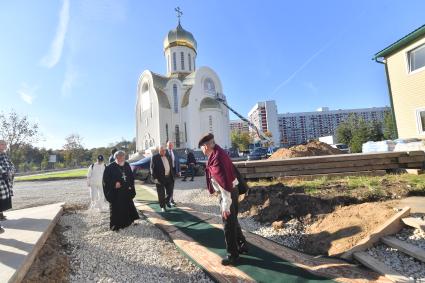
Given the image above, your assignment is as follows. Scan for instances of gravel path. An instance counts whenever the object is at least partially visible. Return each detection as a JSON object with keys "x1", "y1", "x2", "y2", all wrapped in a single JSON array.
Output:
[{"x1": 12, "y1": 179, "x2": 89, "y2": 210}]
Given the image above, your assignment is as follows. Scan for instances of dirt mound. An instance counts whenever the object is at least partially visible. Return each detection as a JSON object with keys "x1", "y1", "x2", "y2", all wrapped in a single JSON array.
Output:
[
  {"x1": 303, "y1": 201, "x2": 398, "y2": 256},
  {"x1": 269, "y1": 140, "x2": 343, "y2": 160}
]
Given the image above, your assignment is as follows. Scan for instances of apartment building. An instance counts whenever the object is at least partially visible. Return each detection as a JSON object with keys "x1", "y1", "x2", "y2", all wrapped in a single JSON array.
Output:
[
  {"x1": 247, "y1": 101, "x2": 280, "y2": 145},
  {"x1": 278, "y1": 107, "x2": 390, "y2": 147},
  {"x1": 229, "y1": 119, "x2": 250, "y2": 133}
]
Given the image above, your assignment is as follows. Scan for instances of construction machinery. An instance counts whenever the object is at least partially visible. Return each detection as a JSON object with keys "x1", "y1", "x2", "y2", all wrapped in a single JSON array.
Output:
[{"x1": 214, "y1": 93, "x2": 273, "y2": 146}]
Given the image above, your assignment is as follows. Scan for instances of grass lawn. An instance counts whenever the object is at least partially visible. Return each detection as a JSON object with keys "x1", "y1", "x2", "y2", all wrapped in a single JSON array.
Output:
[
  {"x1": 248, "y1": 173, "x2": 425, "y2": 198},
  {"x1": 15, "y1": 168, "x2": 88, "y2": 182}
]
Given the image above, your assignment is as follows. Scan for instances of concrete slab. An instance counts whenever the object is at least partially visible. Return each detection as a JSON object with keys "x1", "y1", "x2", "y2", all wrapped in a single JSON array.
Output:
[
  {"x1": 398, "y1": 197, "x2": 425, "y2": 214},
  {"x1": 0, "y1": 202, "x2": 64, "y2": 283}
]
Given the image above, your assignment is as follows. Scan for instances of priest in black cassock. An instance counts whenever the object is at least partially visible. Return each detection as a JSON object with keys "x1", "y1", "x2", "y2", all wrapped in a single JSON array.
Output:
[{"x1": 103, "y1": 150, "x2": 139, "y2": 231}]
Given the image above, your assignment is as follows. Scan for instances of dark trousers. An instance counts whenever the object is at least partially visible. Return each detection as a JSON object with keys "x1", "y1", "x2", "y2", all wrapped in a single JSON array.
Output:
[
  {"x1": 156, "y1": 175, "x2": 174, "y2": 208},
  {"x1": 221, "y1": 187, "x2": 246, "y2": 257},
  {"x1": 182, "y1": 164, "x2": 195, "y2": 180}
]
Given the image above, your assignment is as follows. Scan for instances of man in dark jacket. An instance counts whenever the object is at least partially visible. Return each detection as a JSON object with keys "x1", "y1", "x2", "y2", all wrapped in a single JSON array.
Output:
[
  {"x1": 182, "y1": 149, "x2": 196, "y2": 182},
  {"x1": 199, "y1": 133, "x2": 248, "y2": 265},
  {"x1": 150, "y1": 145, "x2": 174, "y2": 212}
]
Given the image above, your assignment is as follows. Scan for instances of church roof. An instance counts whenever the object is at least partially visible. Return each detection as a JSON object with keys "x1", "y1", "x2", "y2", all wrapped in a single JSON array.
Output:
[{"x1": 163, "y1": 23, "x2": 197, "y2": 53}]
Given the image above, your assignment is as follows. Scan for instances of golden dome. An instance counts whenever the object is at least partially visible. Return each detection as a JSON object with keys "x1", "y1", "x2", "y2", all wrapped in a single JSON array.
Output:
[{"x1": 163, "y1": 23, "x2": 197, "y2": 52}]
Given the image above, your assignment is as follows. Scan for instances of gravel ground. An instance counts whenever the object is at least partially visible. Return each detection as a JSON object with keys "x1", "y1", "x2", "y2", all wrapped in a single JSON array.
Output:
[
  {"x1": 367, "y1": 214, "x2": 425, "y2": 281},
  {"x1": 60, "y1": 209, "x2": 212, "y2": 283},
  {"x1": 12, "y1": 179, "x2": 89, "y2": 210}
]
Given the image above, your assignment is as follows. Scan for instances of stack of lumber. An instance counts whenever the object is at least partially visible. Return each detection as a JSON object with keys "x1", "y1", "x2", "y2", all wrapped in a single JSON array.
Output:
[{"x1": 234, "y1": 151, "x2": 425, "y2": 179}]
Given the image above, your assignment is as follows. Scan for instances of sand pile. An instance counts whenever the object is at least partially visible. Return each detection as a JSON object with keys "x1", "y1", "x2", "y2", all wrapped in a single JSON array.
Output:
[{"x1": 269, "y1": 140, "x2": 343, "y2": 160}]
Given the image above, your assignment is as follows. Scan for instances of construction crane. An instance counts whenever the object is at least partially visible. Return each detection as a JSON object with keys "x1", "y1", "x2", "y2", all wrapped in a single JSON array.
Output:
[{"x1": 214, "y1": 93, "x2": 272, "y2": 145}]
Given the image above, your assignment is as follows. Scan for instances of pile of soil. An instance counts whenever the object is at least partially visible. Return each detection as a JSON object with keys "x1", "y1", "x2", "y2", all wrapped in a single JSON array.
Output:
[
  {"x1": 303, "y1": 201, "x2": 398, "y2": 256},
  {"x1": 269, "y1": 140, "x2": 343, "y2": 160}
]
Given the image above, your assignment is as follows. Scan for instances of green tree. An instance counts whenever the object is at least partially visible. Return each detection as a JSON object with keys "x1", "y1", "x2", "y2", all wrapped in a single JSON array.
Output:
[
  {"x1": 231, "y1": 131, "x2": 251, "y2": 151},
  {"x1": 0, "y1": 110, "x2": 40, "y2": 165},
  {"x1": 63, "y1": 134, "x2": 85, "y2": 167},
  {"x1": 383, "y1": 111, "x2": 397, "y2": 140}
]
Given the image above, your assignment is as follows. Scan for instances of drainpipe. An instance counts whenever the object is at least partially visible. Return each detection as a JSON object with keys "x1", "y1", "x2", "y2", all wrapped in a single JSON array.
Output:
[{"x1": 374, "y1": 57, "x2": 399, "y2": 138}]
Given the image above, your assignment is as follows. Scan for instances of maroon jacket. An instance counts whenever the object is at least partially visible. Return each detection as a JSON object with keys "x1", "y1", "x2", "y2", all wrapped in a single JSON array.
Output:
[{"x1": 205, "y1": 145, "x2": 235, "y2": 194}]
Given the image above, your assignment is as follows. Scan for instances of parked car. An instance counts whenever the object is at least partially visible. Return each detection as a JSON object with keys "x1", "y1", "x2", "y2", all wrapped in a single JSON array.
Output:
[
  {"x1": 331, "y1": 143, "x2": 350, "y2": 154},
  {"x1": 130, "y1": 156, "x2": 152, "y2": 182},
  {"x1": 247, "y1": 148, "x2": 268, "y2": 161}
]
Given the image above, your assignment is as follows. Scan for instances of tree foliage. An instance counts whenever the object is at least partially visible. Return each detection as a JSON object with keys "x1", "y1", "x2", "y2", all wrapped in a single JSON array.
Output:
[
  {"x1": 231, "y1": 131, "x2": 252, "y2": 151},
  {"x1": 383, "y1": 111, "x2": 397, "y2": 140},
  {"x1": 0, "y1": 110, "x2": 40, "y2": 163},
  {"x1": 336, "y1": 114, "x2": 384, "y2": 153},
  {"x1": 63, "y1": 134, "x2": 85, "y2": 167}
]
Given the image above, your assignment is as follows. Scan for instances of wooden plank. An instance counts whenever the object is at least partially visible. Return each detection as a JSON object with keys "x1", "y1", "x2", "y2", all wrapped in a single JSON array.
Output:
[
  {"x1": 398, "y1": 156, "x2": 425, "y2": 163},
  {"x1": 353, "y1": 252, "x2": 413, "y2": 283},
  {"x1": 406, "y1": 151, "x2": 425, "y2": 157},
  {"x1": 234, "y1": 152, "x2": 409, "y2": 168},
  {"x1": 253, "y1": 158, "x2": 396, "y2": 173},
  {"x1": 244, "y1": 164, "x2": 399, "y2": 179},
  {"x1": 381, "y1": 236, "x2": 425, "y2": 262},
  {"x1": 405, "y1": 163, "x2": 424, "y2": 169},
  {"x1": 402, "y1": 217, "x2": 425, "y2": 231},
  {"x1": 341, "y1": 207, "x2": 411, "y2": 260}
]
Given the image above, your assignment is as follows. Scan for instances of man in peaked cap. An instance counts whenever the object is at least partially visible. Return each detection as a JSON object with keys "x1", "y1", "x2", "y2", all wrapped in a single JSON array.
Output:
[{"x1": 198, "y1": 133, "x2": 248, "y2": 266}]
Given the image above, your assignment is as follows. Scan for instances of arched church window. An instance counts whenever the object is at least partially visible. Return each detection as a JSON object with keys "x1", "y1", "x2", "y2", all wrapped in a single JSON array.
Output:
[
  {"x1": 193, "y1": 57, "x2": 196, "y2": 71},
  {"x1": 188, "y1": 54, "x2": 192, "y2": 71},
  {"x1": 203, "y1": 78, "x2": 216, "y2": 95},
  {"x1": 209, "y1": 115, "x2": 213, "y2": 132},
  {"x1": 173, "y1": 52, "x2": 177, "y2": 71},
  {"x1": 166, "y1": 123, "x2": 169, "y2": 141},
  {"x1": 175, "y1": 125, "x2": 180, "y2": 148},
  {"x1": 181, "y1": 52, "x2": 185, "y2": 70},
  {"x1": 173, "y1": 84, "x2": 178, "y2": 113},
  {"x1": 184, "y1": 122, "x2": 187, "y2": 142}
]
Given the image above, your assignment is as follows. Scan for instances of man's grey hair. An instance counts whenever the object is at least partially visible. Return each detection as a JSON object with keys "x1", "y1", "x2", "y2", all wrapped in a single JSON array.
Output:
[
  {"x1": 114, "y1": 150, "x2": 126, "y2": 159},
  {"x1": 205, "y1": 139, "x2": 215, "y2": 147}
]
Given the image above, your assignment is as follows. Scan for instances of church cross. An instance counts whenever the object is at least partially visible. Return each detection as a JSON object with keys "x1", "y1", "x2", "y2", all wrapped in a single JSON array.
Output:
[{"x1": 175, "y1": 7, "x2": 183, "y2": 24}]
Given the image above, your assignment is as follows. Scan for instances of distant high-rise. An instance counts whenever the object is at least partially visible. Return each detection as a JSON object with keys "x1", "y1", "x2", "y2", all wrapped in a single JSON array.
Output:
[
  {"x1": 229, "y1": 119, "x2": 249, "y2": 133},
  {"x1": 247, "y1": 101, "x2": 280, "y2": 145}
]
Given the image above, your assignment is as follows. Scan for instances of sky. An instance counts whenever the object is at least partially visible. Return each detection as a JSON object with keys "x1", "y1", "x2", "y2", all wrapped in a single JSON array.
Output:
[{"x1": 1, "y1": 1, "x2": 424, "y2": 150}]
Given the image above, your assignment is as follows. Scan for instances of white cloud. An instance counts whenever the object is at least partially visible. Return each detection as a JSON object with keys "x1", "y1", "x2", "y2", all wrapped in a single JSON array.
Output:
[
  {"x1": 40, "y1": 0, "x2": 70, "y2": 68},
  {"x1": 17, "y1": 83, "x2": 38, "y2": 104}
]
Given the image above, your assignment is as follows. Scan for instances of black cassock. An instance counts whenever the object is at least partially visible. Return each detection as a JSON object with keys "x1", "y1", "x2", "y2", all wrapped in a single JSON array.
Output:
[{"x1": 103, "y1": 162, "x2": 139, "y2": 230}]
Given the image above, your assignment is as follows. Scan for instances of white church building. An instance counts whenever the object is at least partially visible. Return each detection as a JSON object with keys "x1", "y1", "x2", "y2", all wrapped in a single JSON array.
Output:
[{"x1": 135, "y1": 17, "x2": 230, "y2": 152}]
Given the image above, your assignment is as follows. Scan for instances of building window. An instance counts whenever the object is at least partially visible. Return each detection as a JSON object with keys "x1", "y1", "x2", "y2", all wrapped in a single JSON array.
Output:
[
  {"x1": 175, "y1": 125, "x2": 180, "y2": 148},
  {"x1": 173, "y1": 84, "x2": 178, "y2": 113},
  {"x1": 416, "y1": 109, "x2": 425, "y2": 134},
  {"x1": 209, "y1": 115, "x2": 213, "y2": 132},
  {"x1": 173, "y1": 52, "x2": 177, "y2": 71},
  {"x1": 167, "y1": 55, "x2": 170, "y2": 73},
  {"x1": 188, "y1": 54, "x2": 192, "y2": 71},
  {"x1": 181, "y1": 52, "x2": 185, "y2": 70},
  {"x1": 166, "y1": 123, "x2": 169, "y2": 141},
  {"x1": 193, "y1": 57, "x2": 196, "y2": 70},
  {"x1": 184, "y1": 122, "x2": 188, "y2": 142},
  {"x1": 408, "y1": 44, "x2": 425, "y2": 72}
]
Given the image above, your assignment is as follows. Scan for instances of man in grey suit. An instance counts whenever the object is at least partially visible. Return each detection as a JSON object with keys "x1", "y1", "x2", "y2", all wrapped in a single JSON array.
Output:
[{"x1": 150, "y1": 145, "x2": 174, "y2": 212}]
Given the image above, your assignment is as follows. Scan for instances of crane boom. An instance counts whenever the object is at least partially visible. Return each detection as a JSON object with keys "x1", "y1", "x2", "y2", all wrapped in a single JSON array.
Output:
[{"x1": 214, "y1": 94, "x2": 272, "y2": 144}]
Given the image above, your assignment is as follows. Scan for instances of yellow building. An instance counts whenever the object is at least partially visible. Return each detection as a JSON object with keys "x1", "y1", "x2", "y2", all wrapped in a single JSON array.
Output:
[{"x1": 374, "y1": 25, "x2": 425, "y2": 139}]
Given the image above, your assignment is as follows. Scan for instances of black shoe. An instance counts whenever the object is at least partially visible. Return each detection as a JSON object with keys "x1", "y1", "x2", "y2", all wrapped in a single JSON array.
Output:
[
  {"x1": 182, "y1": 179, "x2": 187, "y2": 181},
  {"x1": 221, "y1": 255, "x2": 239, "y2": 266},
  {"x1": 238, "y1": 242, "x2": 249, "y2": 254},
  {"x1": 170, "y1": 200, "x2": 177, "y2": 207},
  {"x1": 0, "y1": 226, "x2": 4, "y2": 234},
  {"x1": 166, "y1": 202, "x2": 171, "y2": 208},
  {"x1": 190, "y1": 179, "x2": 194, "y2": 181}
]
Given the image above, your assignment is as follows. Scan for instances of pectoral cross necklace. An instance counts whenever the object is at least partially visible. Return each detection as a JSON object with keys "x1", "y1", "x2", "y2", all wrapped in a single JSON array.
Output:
[{"x1": 118, "y1": 165, "x2": 127, "y2": 182}]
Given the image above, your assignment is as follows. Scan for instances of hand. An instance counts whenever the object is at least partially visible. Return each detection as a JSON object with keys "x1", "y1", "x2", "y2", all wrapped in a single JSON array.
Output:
[
  {"x1": 221, "y1": 210, "x2": 231, "y2": 220},
  {"x1": 115, "y1": 182, "x2": 121, "y2": 189}
]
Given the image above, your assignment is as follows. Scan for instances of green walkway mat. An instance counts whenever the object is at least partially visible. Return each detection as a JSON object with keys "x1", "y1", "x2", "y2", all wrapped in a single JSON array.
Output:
[{"x1": 138, "y1": 190, "x2": 335, "y2": 283}]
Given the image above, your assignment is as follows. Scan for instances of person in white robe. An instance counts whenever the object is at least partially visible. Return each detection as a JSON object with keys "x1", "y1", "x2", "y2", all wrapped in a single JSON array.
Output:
[{"x1": 87, "y1": 155, "x2": 109, "y2": 212}]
